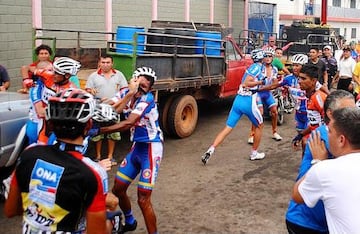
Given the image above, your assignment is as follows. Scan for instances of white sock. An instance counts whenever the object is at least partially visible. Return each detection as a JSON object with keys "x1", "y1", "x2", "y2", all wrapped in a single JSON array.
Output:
[{"x1": 207, "y1": 145, "x2": 215, "y2": 154}]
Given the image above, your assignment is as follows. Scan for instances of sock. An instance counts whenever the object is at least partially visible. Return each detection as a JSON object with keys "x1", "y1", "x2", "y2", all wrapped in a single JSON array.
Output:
[
  {"x1": 251, "y1": 149, "x2": 257, "y2": 155},
  {"x1": 124, "y1": 210, "x2": 135, "y2": 224},
  {"x1": 207, "y1": 145, "x2": 215, "y2": 154}
]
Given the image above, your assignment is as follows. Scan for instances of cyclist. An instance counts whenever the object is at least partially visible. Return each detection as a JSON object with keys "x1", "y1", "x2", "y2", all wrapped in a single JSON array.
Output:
[
  {"x1": 202, "y1": 48, "x2": 266, "y2": 163},
  {"x1": 4, "y1": 88, "x2": 108, "y2": 234},
  {"x1": 292, "y1": 64, "x2": 328, "y2": 153},
  {"x1": 34, "y1": 57, "x2": 80, "y2": 144},
  {"x1": 248, "y1": 47, "x2": 282, "y2": 143},
  {"x1": 98, "y1": 67, "x2": 163, "y2": 234}
]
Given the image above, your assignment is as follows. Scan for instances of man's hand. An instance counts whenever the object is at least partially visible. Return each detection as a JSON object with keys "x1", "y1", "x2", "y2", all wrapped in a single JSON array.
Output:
[
  {"x1": 292, "y1": 133, "x2": 303, "y2": 150},
  {"x1": 128, "y1": 77, "x2": 140, "y2": 94},
  {"x1": 22, "y1": 78, "x2": 34, "y2": 88},
  {"x1": 308, "y1": 130, "x2": 327, "y2": 160}
]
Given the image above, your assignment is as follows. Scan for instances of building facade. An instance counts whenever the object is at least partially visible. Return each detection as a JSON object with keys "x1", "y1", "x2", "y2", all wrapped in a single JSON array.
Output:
[{"x1": 0, "y1": 0, "x2": 245, "y2": 91}]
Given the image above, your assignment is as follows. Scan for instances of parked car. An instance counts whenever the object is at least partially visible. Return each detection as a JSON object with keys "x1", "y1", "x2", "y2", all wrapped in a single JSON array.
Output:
[{"x1": 0, "y1": 91, "x2": 30, "y2": 180}]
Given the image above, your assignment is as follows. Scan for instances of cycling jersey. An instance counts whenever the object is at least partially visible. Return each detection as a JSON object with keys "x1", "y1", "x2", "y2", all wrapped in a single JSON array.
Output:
[
  {"x1": 11, "y1": 142, "x2": 107, "y2": 232},
  {"x1": 227, "y1": 62, "x2": 263, "y2": 128},
  {"x1": 118, "y1": 88, "x2": 163, "y2": 142},
  {"x1": 281, "y1": 74, "x2": 324, "y2": 131},
  {"x1": 306, "y1": 90, "x2": 326, "y2": 131},
  {"x1": 257, "y1": 64, "x2": 278, "y2": 109},
  {"x1": 237, "y1": 63, "x2": 265, "y2": 95},
  {"x1": 114, "y1": 88, "x2": 164, "y2": 191}
]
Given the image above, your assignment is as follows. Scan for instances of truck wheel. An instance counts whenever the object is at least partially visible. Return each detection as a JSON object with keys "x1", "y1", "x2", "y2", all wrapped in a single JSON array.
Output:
[
  {"x1": 159, "y1": 95, "x2": 177, "y2": 136},
  {"x1": 167, "y1": 95, "x2": 198, "y2": 138}
]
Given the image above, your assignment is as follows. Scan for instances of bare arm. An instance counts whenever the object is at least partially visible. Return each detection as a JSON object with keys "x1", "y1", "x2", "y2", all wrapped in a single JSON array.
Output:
[
  {"x1": 243, "y1": 75, "x2": 263, "y2": 88},
  {"x1": 100, "y1": 113, "x2": 140, "y2": 134},
  {"x1": 86, "y1": 210, "x2": 107, "y2": 234},
  {"x1": 292, "y1": 176, "x2": 305, "y2": 203},
  {"x1": 0, "y1": 81, "x2": 10, "y2": 91},
  {"x1": 4, "y1": 180, "x2": 23, "y2": 217}
]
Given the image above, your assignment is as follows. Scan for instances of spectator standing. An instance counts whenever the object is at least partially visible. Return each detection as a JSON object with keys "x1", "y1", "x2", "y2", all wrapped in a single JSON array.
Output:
[
  {"x1": 4, "y1": 88, "x2": 107, "y2": 234},
  {"x1": 292, "y1": 107, "x2": 360, "y2": 233},
  {"x1": 307, "y1": 47, "x2": 329, "y2": 89},
  {"x1": 286, "y1": 90, "x2": 355, "y2": 234},
  {"x1": 321, "y1": 45, "x2": 338, "y2": 90},
  {"x1": 85, "y1": 54, "x2": 128, "y2": 165},
  {"x1": 262, "y1": 35, "x2": 294, "y2": 52},
  {"x1": 352, "y1": 59, "x2": 360, "y2": 97},
  {"x1": 272, "y1": 48, "x2": 291, "y2": 75},
  {"x1": 19, "y1": 44, "x2": 52, "y2": 94},
  {"x1": 0, "y1": 64, "x2": 10, "y2": 91},
  {"x1": 333, "y1": 45, "x2": 356, "y2": 93}
]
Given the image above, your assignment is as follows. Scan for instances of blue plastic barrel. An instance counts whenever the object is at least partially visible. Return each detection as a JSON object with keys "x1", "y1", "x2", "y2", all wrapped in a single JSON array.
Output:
[
  {"x1": 116, "y1": 26, "x2": 145, "y2": 54},
  {"x1": 195, "y1": 31, "x2": 222, "y2": 56}
]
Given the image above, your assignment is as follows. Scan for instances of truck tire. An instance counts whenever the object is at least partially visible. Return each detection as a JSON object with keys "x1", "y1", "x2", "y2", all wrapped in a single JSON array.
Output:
[
  {"x1": 167, "y1": 95, "x2": 198, "y2": 138},
  {"x1": 159, "y1": 95, "x2": 177, "y2": 136}
]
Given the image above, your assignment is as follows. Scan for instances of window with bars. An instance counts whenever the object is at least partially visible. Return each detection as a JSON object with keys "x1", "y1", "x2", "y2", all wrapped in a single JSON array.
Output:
[
  {"x1": 351, "y1": 28, "x2": 356, "y2": 39},
  {"x1": 350, "y1": 0, "x2": 356, "y2": 8},
  {"x1": 332, "y1": 0, "x2": 341, "y2": 7}
]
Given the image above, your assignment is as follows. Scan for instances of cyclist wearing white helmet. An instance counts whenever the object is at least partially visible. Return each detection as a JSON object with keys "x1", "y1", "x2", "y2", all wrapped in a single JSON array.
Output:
[
  {"x1": 85, "y1": 54, "x2": 128, "y2": 165},
  {"x1": 202, "y1": 48, "x2": 266, "y2": 163},
  {"x1": 5, "y1": 88, "x2": 108, "y2": 234},
  {"x1": 34, "y1": 57, "x2": 80, "y2": 145},
  {"x1": 249, "y1": 46, "x2": 283, "y2": 142},
  {"x1": 97, "y1": 66, "x2": 163, "y2": 234}
]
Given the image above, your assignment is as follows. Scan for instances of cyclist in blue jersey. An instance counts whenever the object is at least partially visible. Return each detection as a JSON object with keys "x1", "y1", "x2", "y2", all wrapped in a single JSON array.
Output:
[
  {"x1": 99, "y1": 67, "x2": 163, "y2": 234},
  {"x1": 201, "y1": 49, "x2": 266, "y2": 163},
  {"x1": 248, "y1": 47, "x2": 282, "y2": 143}
]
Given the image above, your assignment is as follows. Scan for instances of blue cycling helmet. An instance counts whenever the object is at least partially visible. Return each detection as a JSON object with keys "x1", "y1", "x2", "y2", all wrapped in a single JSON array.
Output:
[{"x1": 251, "y1": 49, "x2": 265, "y2": 62}]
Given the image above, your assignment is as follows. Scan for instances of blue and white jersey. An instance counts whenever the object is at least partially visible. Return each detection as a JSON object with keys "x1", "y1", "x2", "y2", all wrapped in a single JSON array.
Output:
[
  {"x1": 281, "y1": 74, "x2": 307, "y2": 112},
  {"x1": 238, "y1": 62, "x2": 265, "y2": 95},
  {"x1": 120, "y1": 88, "x2": 163, "y2": 143},
  {"x1": 257, "y1": 64, "x2": 278, "y2": 100},
  {"x1": 260, "y1": 64, "x2": 278, "y2": 86},
  {"x1": 281, "y1": 74, "x2": 322, "y2": 113}
]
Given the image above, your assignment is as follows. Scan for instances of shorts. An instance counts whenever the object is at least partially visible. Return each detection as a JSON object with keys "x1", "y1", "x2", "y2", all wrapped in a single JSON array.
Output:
[
  {"x1": 257, "y1": 91, "x2": 277, "y2": 109},
  {"x1": 115, "y1": 142, "x2": 163, "y2": 191},
  {"x1": 91, "y1": 132, "x2": 121, "y2": 142}
]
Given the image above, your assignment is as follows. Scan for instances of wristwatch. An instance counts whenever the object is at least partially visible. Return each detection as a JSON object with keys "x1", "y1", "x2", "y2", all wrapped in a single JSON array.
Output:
[{"x1": 311, "y1": 159, "x2": 322, "y2": 165}]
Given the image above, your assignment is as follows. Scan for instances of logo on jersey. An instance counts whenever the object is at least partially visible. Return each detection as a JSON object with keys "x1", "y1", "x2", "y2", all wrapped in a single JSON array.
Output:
[
  {"x1": 29, "y1": 159, "x2": 64, "y2": 207},
  {"x1": 142, "y1": 169, "x2": 152, "y2": 179},
  {"x1": 120, "y1": 158, "x2": 127, "y2": 167}
]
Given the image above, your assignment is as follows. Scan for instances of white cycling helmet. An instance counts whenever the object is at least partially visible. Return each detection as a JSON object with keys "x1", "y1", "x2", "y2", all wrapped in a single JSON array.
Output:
[
  {"x1": 53, "y1": 57, "x2": 81, "y2": 76},
  {"x1": 291, "y1": 54, "x2": 308, "y2": 65},
  {"x1": 46, "y1": 88, "x2": 95, "y2": 123},
  {"x1": 93, "y1": 103, "x2": 120, "y2": 123},
  {"x1": 251, "y1": 49, "x2": 265, "y2": 62},
  {"x1": 263, "y1": 47, "x2": 275, "y2": 56},
  {"x1": 132, "y1": 67, "x2": 157, "y2": 81}
]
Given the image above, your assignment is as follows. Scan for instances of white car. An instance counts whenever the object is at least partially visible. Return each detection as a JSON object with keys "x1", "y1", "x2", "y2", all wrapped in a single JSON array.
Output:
[{"x1": 0, "y1": 92, "x2": 30, "y2": 180}]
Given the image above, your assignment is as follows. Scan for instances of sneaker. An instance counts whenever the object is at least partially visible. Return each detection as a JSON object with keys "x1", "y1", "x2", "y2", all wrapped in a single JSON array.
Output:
[
  {"x1": 250, "y1": 152, "x2": 265, "y2": 161},
  {"x1": 201, "y1": 150, "x2": 213, "y2": 165},
  {"x1": 122, "y1": 220, "x2": 137, "y2": 233},
  {"x1": 272, "y1": 132, "x2": 283, "y2": 141},
  {"x1": 247, "y1": 136, "x2": 254, "y2": 144}
]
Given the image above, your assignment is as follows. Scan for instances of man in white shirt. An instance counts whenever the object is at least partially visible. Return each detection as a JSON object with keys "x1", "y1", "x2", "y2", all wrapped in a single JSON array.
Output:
[
  {"x1": 333, "y1": 45, "x2": 357, "y2": 92},
  {"x1": 292, "y1": 107, "x2": 360, "y2": 233}
]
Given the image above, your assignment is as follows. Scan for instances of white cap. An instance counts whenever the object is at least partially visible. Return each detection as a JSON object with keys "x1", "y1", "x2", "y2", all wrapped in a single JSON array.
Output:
[{"x1": 323, "y1": 45, "x2": 332, "y2": 51}]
